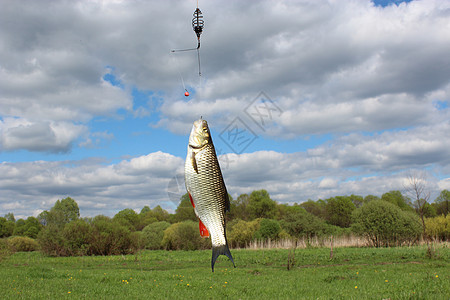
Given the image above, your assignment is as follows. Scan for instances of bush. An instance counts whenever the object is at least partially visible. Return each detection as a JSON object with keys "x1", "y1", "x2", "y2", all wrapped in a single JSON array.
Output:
[
  {"x1": 142, "y1": 221, "x2": 171, "y2": 250},
  {"x1": 227, "y1": 219, "x2": 260, "y2": 248},
  {"x1": 7, "y1": 236, "x2": 39, "y2": 252},
  {"x1": 63, "y1": 219, "x2": 92, "y2": 256},
  {"x1": 279, "y1": 207, "x2": 332, "y2": 238},
  {"x1": 161, "y1": 221, "x2": 210, "y2": 250},
  {"x1": 89, "y1": 216, "x2": 134, "y2": 255},
  {"x1": 0, "y1": 238, "x2": 11, "y2": 260},
  {"x1": 352, "y1": 200, "x2": 422, "y2": 247},
  {"x1": 426, "y1": 215, "x2": 450, "y2": 241},
  {"x1": 37, "y1": 224, "x2": 66, "y2": 256},
  {"x1": 254, "y1": 218, "x2": 281, "y2": 240}
]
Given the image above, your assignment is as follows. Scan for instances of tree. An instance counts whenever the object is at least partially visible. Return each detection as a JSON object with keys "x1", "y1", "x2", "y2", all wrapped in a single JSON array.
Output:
[
  {"x1": 139, "y1": 211, "x2": 157, "y2": 230},
  {"x1": 247, "y1": 190, "x2": 277, "y2": 219},
  {"x1": 0, "y1": 217, "x2": 15, "y2": 238},
  {"x1": 142, "y1": 221, "x2": 171, "y2": 250},
  {"x1": 403, "y1": 172, "x2": 431, "y2": 238},
  {"x1": 152, "y1": 205, "x2": 169, "y2": 222},
  {"x1": 300, "y1": 200, "x2": 327, "y2": 219},
  {"x1": 13, "y1": 219, "x2": 26, "y2": 236},
  {"x1": 254, "y1": 218, "x2": 281, "y2": 240},
  {"x1": 280, "y1": 205, "x2": 332, "y2": 238},
  {"x1": 113, "y1": 208, "x2": 139, "y2": 231},
  {"x1": 38, "y1": 210, "x2": 50, "y2": 226},
  {"x1": 174, "y1": 194, "x2": 197, "y2": 222},
  {"x1": 349, "y1": 195, "x2": 364, "y2": 208},
  {"x1": 227, "y1": 219, "x2": 260, "y2": 248},
  {"x1": 325, "y1": 196, "x2": 355, "y2": 228},
  {"x1": 5, "y1": 213, "x2": 15, "y2": 222},
  {"x1": 13, "y1": 217, "x2": 41, "y2": 238},
  {"x1": 161, "y1": 221, "x2": 209, "y2": 250},
  {"x1": 229, "y1": 193, "x2": 250, "y2": 221},
  {"x1": 381, "y1": 190, "x2": 413, "y2": 212},
  {"x1": 140, "y1": 206, "x2": 151, "y2": 215},
  {"x1": 435, "y1": 190, "x2": 450, "y2": 216},
  {"x1": 48, "y1": 197, "x2": 80, "y2": 226},
  {"x1": 351, "y1": 200, "x2": 421, "y2": 247},
  {"x1": 364, "y1": 195, "x2": 380, "y2": 203}
]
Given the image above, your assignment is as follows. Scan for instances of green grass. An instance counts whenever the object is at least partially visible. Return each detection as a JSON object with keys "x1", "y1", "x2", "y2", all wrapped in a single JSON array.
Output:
[{"x1": 1, "y1": 245, "x2": 449, "y2": 299}]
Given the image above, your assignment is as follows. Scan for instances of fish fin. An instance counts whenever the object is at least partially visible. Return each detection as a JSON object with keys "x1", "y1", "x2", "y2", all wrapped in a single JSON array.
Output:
[
  {"x1": 211, "y1": 244, "x2": 235, "y2": 272},
  {"x1": 188, "y1": 192, "x2": 199, "y2": 218},
  {"x1": 191, "y1": 151, "x2": 198, "y2": 173},
  {"x1": 188, "y1": 192, "x2": 195, "y2": 208},
  {"x1": 199, "y1": 219, "x2": 209, "y2": 237},
  {"x1": 225, "y1": 190, "x2": 230, "y2": 212}
]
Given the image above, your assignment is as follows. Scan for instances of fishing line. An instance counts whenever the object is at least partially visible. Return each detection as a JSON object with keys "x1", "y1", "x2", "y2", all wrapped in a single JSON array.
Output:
[{"x1": 170, "y1": 51, "x2": 189, "y2": 96}]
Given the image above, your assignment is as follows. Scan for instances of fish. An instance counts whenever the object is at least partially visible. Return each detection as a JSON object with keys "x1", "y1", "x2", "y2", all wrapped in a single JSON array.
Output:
[{"x1": 184, "y1": 118, "x2": 235, "y2": 272}]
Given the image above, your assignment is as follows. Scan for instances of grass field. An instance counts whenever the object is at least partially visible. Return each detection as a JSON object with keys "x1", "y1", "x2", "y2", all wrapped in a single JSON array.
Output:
[{"x1": 1, "y1": 244, "x2": 449, "y2": 299}]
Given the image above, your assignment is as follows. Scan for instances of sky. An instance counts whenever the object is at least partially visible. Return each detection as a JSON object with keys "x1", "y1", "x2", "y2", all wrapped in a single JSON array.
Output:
[{"x1": 1, "y1": 0, "x2": 450, "y2": 219}]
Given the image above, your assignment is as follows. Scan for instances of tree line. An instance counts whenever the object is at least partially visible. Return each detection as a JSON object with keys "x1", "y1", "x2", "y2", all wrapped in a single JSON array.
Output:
[{"x1": 1, "y1": 189, "x2": 449, "y2": 256}]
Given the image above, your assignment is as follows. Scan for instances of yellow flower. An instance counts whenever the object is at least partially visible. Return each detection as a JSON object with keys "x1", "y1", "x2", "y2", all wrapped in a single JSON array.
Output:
[
  {"x1": 225, "y1": 282, "x2": 228, "y2": 284},
  {"x1": 355, "y1": 286, "x2": 358, "y2": 289},
  {"x1": 68, "y1": 291, "x2": 71, "y2": 294},
  {"x1": 187, "y1": 284, "x2": 190, "y2": 286},
  {"x1": 436, "y1": 275, "x2": 438, "y2": 278},
  {"x1": 385, "y1": 280, "x2": 388, "y2": 282}
]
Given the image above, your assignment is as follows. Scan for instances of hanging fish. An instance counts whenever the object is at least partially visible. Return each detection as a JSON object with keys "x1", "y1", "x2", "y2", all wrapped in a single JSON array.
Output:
[{"x1": 184, "y1": 118, "x2": 235, "y2": 272}]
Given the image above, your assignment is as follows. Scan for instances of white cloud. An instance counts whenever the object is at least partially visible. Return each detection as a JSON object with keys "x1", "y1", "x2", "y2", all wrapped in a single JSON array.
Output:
[
  {"x1": 0, "y1": 151, "x2": 184, "y2": 217},
  {"x1": 1, "y1": 0, "x2": 450, "y2": 217}
]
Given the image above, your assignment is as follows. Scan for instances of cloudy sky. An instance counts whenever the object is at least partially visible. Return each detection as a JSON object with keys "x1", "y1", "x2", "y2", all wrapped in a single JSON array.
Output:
[{"x1": 1, "y1": 0, "x2": 450, "y2": 219}]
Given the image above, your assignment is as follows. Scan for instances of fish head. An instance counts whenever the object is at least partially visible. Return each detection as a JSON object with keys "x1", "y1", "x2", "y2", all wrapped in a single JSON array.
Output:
[{"x1": 189, "y1": 118, "x2": 211, "y2": 148}]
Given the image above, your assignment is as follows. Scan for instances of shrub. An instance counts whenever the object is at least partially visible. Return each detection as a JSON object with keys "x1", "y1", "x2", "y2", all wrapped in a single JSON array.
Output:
[
  {"x1": 37, "y1": 224, "x2": 66, "y2": 256},
  {"x1": 426, "y1": 215, "x2": 450, "y2": 241},
  {"x1": 142, "y1": 221, "x2": 171, "y2": 250},
  {"x1": 227, "y1": 219, "x2": 260, "y2": 248},
  {"x1": 254, "y1": 218, "x2": 281, "y2": 240},
  {"x1": 89, "y1": 216, "x2": 133, "y2": 255},
  {"x1": 162, "y1": 221, "x2": 210, "y2": 250},
  {"x1": 351, "y1": 200, "x2": 422, "y2": 247},
  {"x1": 0, "y1": 238, "x2": 11, "y2": 260},
  {"x1": 7, "y1": 236, "x2": 39, "y2": 252},
  {"x1": 279, "y1": 207, "x2": 331, "y2": 238},
  {"x1": 63, "y1": 219, "x2": 92, "y2": 256}
]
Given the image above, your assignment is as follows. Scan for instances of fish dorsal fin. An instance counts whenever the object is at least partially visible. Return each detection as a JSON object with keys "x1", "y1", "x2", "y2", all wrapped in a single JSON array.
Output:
[{"x1": 199, "y1": 219, "x2": 209, "y2": 237}]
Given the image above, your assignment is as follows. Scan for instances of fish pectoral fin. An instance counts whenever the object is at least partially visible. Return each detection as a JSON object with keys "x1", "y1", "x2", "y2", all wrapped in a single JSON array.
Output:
[
  {"x1": 199, "y1": 219, "x2": 209, "y2": 237},
  {"x1": 191, "y1": 151, "x2": 198, "y2": 173}
]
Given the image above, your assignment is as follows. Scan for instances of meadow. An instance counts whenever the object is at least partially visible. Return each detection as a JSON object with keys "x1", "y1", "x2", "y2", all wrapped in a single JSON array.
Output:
[{"x1": 0, "y1": 244, "x2": 449, "y2": 299}]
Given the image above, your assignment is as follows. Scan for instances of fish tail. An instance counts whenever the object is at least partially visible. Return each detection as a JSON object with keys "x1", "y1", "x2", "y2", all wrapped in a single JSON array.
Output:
[{"x1": 211, "y1": 244, "x2": 235, "y2": 272}]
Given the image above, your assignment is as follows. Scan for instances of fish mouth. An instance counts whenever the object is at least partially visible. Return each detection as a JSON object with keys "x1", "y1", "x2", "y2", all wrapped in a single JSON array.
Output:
[{"x1": 189, "y1": 143, "x2": 206, "y2": 150}]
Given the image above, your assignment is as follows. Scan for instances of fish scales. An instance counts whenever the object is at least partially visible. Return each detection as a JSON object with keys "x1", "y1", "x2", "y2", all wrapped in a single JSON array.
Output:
[
  {"x1": 184, "y1": 118, "x2": 235, "y2": 271},
  {"x1": 186, "y1": 143, "x2": 227, "y2": 246}
]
